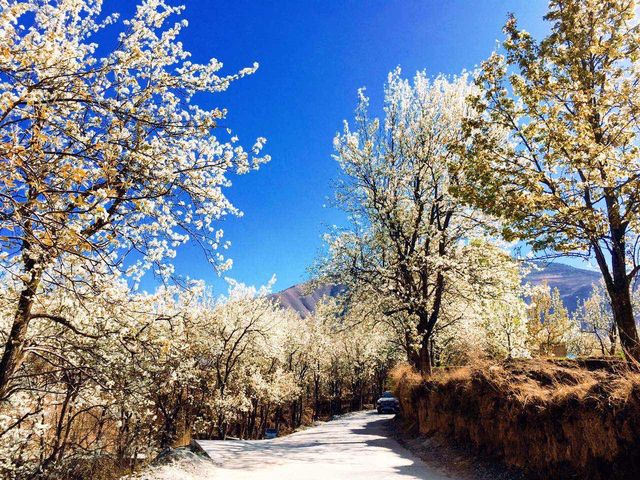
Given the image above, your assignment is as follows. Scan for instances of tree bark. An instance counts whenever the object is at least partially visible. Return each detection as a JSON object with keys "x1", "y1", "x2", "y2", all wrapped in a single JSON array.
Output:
[
  {"x1": 608, "y1": 322, "x2": 617, "y2": 356},
  {"x1": 313, "y1": 375, "x2": 320, "y2": 421},
  {"x1": 290, "y1": 399, "x2": 297, "y2": 427},
  {"x1": 607, "y1": 282, "x2": 640, "y2": 362},
  {"x1": 0, "y1": 267, "x2": 41, "y2": 400},
  {"x1": 417, "y1": 338, "x2": 432, "y2": 375},
  {"x1": 593, "y1": 233, "x2": 640, "y2": 363},
  {"x1": 248, "y1": 400, "x2": 258, "y2": 439}
]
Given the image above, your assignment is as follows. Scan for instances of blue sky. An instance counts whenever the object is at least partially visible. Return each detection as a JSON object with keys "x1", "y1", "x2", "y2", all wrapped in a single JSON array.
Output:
[{"x1": 114, "y1": 0, "x2": 550, "y2": 293}]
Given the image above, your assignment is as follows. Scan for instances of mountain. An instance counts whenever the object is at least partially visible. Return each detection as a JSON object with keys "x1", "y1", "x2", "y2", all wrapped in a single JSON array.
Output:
[
  {"x1": 274, "y1": 262, "x2": 601, "y2": 317},
  {"x1": 523, "y1": 262, "x2": 600, "y2": 312},
  {"x1": 272, "y1": 283, "x2": 347, "y2": 318}
]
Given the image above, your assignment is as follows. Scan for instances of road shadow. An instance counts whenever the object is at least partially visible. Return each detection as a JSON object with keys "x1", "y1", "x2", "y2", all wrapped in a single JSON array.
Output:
[{"x1": 197, "y1": 410, "x2": 451, "y2": 479}]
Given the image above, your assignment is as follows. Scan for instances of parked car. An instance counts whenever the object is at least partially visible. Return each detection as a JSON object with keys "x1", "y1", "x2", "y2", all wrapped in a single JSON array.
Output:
[
  {"x1": 376, "y1": 391, "x2": 400, "y2": 414},
  {"x1": 264, "y1": 428, "x2": 278, "y2": 439}
]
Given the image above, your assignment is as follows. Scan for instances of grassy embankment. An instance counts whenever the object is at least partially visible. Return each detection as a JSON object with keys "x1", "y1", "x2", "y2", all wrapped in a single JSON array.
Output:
[{"x1": 391, "y1": 359, "x2": 640, "y2": 480}]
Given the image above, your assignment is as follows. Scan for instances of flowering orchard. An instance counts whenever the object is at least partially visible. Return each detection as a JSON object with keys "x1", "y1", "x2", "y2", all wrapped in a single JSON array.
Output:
[
  {"x1": 0, "y1": 272, "x2": 400, "y2": 479},
  {"x1": 2, "y1": 0, "x2": 640, "y2": 479}
]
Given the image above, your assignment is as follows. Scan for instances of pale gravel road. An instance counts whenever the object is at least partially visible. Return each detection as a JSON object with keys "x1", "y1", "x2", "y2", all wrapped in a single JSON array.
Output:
[{"x1": 196, "y1": 410, "x2": 452, "y2": 480}]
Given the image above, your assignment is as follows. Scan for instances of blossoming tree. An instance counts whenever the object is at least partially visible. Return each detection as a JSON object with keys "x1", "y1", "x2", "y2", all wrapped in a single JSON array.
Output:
[
  {"x1": 456, "y1": 0, "x2": 640, "y2": 361},
  {"x1": 0, "y1": 0, "x2": 269, "y2": 399},
  {"x1": 322, "y1": 69, "x2": 519, "y2": 373}
]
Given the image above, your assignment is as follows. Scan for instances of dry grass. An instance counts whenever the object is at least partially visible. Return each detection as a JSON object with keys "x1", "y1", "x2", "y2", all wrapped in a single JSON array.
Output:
[{"x1": 392, "y1": 358, "x2": 640, "y2": 480}]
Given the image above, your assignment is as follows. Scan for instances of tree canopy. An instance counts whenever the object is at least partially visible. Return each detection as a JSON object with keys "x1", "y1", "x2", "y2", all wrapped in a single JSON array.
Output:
[{"x1": 456, "y1": 0, "x2": 640, "y2": 361}]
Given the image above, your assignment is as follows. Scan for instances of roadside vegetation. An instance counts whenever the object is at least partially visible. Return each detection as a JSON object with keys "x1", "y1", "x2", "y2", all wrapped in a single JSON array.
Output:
[
  {"x1": 1, "y1": 0, "x2": 640, "y2": 479},
  {"x1": 321, "y1": 0, "x2": 640, "y2": 373},
  {"x1": 319, "y1": 0, "x2": 640, "y2": 478},
  {"x1": 392, "y1": 359, "x2": 640, "y2": 480},
  {"x1": 0, "y1": 1, "x2": 392, "y2": 478},
  {"x1": 0, "y1": 274, "x2": 396, "y2": 479}
]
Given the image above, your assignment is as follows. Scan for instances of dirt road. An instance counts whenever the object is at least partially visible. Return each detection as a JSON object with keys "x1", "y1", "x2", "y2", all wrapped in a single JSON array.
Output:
[{"x1": 196, "y1": 410, "x2": 451, "y2": 479}]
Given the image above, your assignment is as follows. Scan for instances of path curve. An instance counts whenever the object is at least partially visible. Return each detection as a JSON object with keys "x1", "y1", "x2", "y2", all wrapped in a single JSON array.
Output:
[{"x1": 196, "y1": 410, "x2": 450, "y2": 479}]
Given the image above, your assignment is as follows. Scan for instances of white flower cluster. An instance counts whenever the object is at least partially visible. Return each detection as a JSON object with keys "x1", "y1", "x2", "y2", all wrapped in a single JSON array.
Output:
[{"x1": 0, "y1": 0, "x2": 269, "y2": 286}]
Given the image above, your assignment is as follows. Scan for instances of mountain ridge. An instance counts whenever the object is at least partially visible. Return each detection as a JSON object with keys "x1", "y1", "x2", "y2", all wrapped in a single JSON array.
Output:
[{"x1": 273, "y1": 262, "x2": 601, "y2": 318}]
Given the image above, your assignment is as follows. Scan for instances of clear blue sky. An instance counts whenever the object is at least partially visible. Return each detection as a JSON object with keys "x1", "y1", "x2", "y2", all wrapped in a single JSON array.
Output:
[{"x1": 113, "y1": 0, "x2": 550, "y2": 293}]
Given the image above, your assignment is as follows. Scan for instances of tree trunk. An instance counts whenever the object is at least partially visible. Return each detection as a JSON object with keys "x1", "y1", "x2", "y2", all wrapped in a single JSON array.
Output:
[
  {"x1": 259, "y1": 405, "x2": 269, "y2": 437},
  {"x1": 413, "y1": 310, "x2": 435, "y2": 374},
  {"x1": 595, "y1": 329, "x2": 607, "y2": 357},
  {"x1": 275, "y1": 406, "x2": 282, "y2": 432},
  {"x1": 609, "y1": 322, "x2": 617, "y2": 356},
  {"x1": 248, "y1": 401, "x2": 258, "y2": 439},
  {"x1": 595, "y1": 228, "x2": 640, "y2": 363},
  {"x1": 313, "y1": 376, "x2": 320, "y2": 421},
  {"x1": 417, "y1": 338, "x2": 432, "y2": 375},
  {"x1": 290, "y1": 399, "x2": 297, "y2": 427},
  {"x1": 596, "y1": 195, "x2": 640, "y2": 363},
  {"x1": 217, "y1": 419, "x2": 227, "y2": 440},
  {"x1": 608, "y1": 282, "x2": 640, "y2": 362},
  {"x1": 297, "y1": 395, "x2": 303, "y2": 426},
  {"x1": 413, "y1": 270, "x2": 445, "y2": 375},
  {"x1": 0, "y1": 268, "x2": 41, "y2": 400}
]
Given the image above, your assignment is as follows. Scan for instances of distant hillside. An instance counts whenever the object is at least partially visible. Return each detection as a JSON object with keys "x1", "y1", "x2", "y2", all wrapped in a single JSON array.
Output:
[
  {"x1": 274, "y1": 262, "x2": 601, "y2": 317},
  {"x1": 272, "y1": 283, "x2": 347, "y2": 318},
  {"x1": 523, "y1": 262, "x2": 600, "y2": 312}
]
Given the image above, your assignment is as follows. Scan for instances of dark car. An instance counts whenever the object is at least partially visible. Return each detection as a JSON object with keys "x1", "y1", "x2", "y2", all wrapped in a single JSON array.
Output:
[{"x1": 376, "y1": 391, "x2": 400, "y2": 414}]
